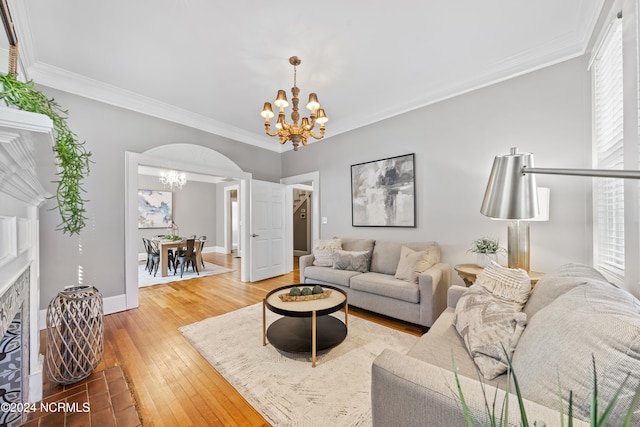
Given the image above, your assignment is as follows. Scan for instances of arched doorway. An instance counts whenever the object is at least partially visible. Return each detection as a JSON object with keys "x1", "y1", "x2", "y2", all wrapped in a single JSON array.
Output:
[{"x1": 123, "y1": 144, "x2": 251, "y2": 309}]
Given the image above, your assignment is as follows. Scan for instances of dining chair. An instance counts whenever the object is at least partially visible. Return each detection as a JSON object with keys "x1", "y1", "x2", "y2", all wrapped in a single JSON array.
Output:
[
  {"x1": 148, "y1": 239, "x2": 161, "y2": 277},
  {"x1": 154, "y1": 235, "x2": 176, "y2": 271},
  {"x1": 197, "y1": 235, "x2": 207, "y2": 269},
  {"x1": 142, "y1": 238, "x2": 154, "y2": 273},
  {"x1": 174, "y1": 238, "x2": 199, "y2": 278}
]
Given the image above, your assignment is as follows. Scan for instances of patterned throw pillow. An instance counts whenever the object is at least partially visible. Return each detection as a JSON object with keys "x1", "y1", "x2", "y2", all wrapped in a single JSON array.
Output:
[
  {"x1": 332, "y1": 250, "x2": 370, "y2": 273},
  {"x1": 312, "y1": 239, "x2": 342, "y2": 266},
  {"x1": 476, "y1": 261, "x2": 532, "y2": 309},
  {"x1": 454, "y1": 285, "x2": 527, "y2": 379},
  {"x1": 394, "y1": 245, "x2": 438, "y2": 283}
]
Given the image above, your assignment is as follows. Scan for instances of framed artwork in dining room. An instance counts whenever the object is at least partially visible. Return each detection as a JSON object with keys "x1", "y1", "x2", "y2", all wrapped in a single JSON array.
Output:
[
  {"x1": 138, "y1": 189, "x2": 173, "y2": 228},
  {"x1": 351, "y1": 153, "x2": 416, "y2": 227}
]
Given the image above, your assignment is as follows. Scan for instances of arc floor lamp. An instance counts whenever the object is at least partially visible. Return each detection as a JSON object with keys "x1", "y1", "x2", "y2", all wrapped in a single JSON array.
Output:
[{"x1": 480, "y1": 147, "x2": 640, "y2": 271}]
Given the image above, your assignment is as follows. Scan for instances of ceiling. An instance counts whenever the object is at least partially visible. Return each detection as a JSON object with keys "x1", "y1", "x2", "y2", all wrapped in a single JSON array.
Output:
[{"x1": 8, "y1": 0, "x2": 605, "y2": 153}]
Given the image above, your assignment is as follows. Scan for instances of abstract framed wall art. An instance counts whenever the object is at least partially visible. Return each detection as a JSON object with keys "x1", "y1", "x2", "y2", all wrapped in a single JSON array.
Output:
[
  {"x1": 351, "y1": 153, "x2": 416, "y2": 227},
  {"x1": 138, "y1": 189, "x2": 172, "y2": 228}
]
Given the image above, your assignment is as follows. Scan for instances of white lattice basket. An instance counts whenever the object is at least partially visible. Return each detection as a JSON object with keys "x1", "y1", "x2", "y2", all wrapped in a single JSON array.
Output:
[{"x1": 45, "y1": 286, "x2": 104, "y2": 385}]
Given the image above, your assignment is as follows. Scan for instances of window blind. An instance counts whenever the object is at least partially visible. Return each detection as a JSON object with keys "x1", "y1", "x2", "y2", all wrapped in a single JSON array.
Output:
[{"x1": 593, "y1": 18, "x2": 624, "y2": 273}]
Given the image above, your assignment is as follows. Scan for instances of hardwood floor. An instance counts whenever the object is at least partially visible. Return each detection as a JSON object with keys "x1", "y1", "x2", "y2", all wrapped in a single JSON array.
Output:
[{"x1": 39, "y1": 253, "x2": 424, "y2": 426}]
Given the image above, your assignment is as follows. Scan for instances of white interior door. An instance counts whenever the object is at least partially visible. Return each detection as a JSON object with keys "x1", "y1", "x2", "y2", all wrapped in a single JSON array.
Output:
[{"x1": 250, "y1": 180, "x2": 286, "y2": 281}]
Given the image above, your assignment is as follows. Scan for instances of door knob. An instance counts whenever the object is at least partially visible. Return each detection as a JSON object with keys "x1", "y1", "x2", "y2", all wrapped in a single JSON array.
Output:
[{"x1": 251, "y1": 233, "x2": 259, "y2": 237}]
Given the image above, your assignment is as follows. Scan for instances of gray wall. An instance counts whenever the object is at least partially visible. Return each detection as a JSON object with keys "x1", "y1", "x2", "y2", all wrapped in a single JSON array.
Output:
[
  {"x1": 35, "y1": 54, "x2": 591, "y2": 306},
  {"x1": 281, "y1": 56, "x2": 592, "y2": 283},
  {"x1": 137, "y1": 175, "x2": 217, "y2": 254},
  {"x1": 35, "y1": 86, "x2": 282, "y2": 307}
]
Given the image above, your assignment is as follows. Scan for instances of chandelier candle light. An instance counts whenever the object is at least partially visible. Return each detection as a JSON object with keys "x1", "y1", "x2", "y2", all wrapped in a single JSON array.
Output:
[
  {"x1": 159, "y1": 170, "x2": 187, "y2": 190},
  {"x1": 261, "y1": 56, "x2": 328, "y2": 151}
]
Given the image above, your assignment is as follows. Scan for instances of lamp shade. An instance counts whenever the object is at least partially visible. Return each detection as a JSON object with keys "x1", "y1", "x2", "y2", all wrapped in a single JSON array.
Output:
[
  {"x1": 480, "y1": 148, "x2": 538, "y2": 219},
  {"x1": 529, "y1": 187, "x2": 550, "y2": 222}
]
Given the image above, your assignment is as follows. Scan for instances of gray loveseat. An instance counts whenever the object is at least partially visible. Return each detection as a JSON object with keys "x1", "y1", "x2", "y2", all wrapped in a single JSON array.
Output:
[
  {"x1": 299, "y1": 238, "x2": 451, "y2": 328},
  {"x1": 371, "y1": 263, "x2": 640, "y2": 426}
]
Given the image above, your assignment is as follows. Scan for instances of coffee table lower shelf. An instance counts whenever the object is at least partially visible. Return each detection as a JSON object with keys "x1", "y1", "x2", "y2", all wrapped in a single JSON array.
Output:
[{"x1": 266, "y1": 316, "x2": 347, "y2": 353}]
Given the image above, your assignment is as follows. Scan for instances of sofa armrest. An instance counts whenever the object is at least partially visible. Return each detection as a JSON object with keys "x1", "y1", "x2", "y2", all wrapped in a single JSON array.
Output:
[
  {"x1": 417, "y1": 263, "x2": 451, "y2": 327},
  {"x1": 447, "y1": 285, "x2": 468, "y2": 308},
  {"x1": 299, "y1": 254, "x2": 314, "y2": 283},
  {"x1": 372, "y1": 349, "x2": 588, "y2": 427}
]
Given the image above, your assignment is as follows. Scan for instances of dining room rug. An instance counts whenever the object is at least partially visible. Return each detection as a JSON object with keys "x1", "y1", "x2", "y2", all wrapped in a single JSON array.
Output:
[
  {"x1": 179, "y1": 303, "x2": 419, "y2": 427},
  {"x1": 138, "y1": 261, "x2": 234, "y2": 287}
]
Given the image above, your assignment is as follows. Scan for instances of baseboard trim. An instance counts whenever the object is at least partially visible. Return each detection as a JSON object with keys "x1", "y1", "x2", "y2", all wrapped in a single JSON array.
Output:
[{"x1": 39, "y1": 294, "x2": 127, "y2": 330}]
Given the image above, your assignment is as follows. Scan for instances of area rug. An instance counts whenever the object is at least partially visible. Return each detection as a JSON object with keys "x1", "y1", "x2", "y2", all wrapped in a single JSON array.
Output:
[
  {"x1": 179, "y1": 303, "x2": 419, "y2": 427},
  {"x1": 138, "y1": 261, "x2": 234, "y2": 287}
]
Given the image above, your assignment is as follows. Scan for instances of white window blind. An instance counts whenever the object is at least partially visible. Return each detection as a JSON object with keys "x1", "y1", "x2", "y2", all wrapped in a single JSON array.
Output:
[{"x1": 593, "y1": 18, "x2": 625, "y2": 274}]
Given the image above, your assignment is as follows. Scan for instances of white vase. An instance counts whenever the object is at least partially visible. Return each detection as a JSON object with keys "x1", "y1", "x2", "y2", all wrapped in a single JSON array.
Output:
[{"x1": 476, "y1": 253, "x2": 496, "y2": 268}]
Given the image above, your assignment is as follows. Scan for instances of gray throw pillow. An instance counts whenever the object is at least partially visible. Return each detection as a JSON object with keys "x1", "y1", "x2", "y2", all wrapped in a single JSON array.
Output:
[{"x1": 332, "y1": 250, "x2": 370, "y2": 273}]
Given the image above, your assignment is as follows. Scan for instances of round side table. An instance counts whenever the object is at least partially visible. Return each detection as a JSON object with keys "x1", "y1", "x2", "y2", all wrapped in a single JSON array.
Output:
[{"x1": 454, "y1": 264, "x2": 544, "y2": 287}]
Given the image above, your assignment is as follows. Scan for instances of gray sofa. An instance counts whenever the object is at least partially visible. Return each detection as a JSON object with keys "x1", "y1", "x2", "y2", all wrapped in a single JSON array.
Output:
[
  {"x1": 299, "y1": 238, "x2": 451, "y2": 328},
  {"x1": 372, "y1": 263, "x2": 640, "y2": 426}
]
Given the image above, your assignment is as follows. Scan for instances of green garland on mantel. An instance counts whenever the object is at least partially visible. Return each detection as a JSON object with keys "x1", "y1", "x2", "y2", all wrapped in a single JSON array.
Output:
[{"x1": 0, "y1": 73, "x2": 91, "y2": 236}]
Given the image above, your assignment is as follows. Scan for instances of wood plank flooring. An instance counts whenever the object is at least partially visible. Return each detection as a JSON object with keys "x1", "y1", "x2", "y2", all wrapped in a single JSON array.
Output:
[{"x1": 39, "y1": 254, "x2": 424, "y2": 426}]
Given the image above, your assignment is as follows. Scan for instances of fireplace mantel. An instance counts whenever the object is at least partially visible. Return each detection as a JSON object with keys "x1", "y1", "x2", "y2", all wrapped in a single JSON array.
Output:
[{"x1": 0, "y1": 105, "x2": 54, "y2": 406}]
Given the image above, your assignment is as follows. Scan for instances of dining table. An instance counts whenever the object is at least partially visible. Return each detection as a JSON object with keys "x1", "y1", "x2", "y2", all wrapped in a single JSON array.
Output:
[{"x1": 152, "y1": 237, "x2": 204, "y2": 277}]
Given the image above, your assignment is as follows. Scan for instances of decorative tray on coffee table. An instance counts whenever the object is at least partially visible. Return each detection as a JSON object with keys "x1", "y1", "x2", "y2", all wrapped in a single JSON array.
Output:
[{"x1": 278, "y1": 288, "x2": 332, "y2": 302}]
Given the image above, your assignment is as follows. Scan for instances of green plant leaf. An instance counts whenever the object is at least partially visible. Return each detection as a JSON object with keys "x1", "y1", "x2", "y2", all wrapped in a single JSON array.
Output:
[
  {"x1": 0, "y1": 73, "x2": 91, "y2": 235},
  {"x1": 452, "y1": 353, "x2": 475, "y2": 427},
  {"x1": 590, "y1": 355, "x2": 598, "y2": 425}
]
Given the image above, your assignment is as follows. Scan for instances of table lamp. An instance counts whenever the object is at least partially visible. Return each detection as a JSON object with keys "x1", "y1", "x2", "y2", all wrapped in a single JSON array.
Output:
[{"x1": 480, "y1": 147, "x2": 640, "y2": 271}]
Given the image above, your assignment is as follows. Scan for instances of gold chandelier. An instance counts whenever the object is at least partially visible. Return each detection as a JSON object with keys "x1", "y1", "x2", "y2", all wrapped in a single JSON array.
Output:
[{"x1": 260, "y1": 56, "x2": 328, "y2": 151}]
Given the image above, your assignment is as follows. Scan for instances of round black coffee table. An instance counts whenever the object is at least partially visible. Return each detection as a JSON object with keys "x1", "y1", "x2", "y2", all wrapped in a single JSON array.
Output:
[{"x1": 262, "y1": 284, "x2": 348, "y2": 367}]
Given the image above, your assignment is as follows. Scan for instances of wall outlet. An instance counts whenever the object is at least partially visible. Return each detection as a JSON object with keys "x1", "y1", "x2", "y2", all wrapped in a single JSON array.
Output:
[{"x1": 322, "y1": 217, "x2": 328, "y2": 224}]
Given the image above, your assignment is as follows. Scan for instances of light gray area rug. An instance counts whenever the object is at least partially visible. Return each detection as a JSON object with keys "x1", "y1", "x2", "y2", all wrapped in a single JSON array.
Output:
[
  {"x1": 179, "y1": 303, "x2": 419, "y2": 427},
  {"x1": 138, "y1": 261, "x2": 234, "y2": 287}
]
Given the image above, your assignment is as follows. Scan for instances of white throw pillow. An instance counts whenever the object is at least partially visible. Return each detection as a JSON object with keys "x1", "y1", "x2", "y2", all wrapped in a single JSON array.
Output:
[
  {"x1": 454, "y1": 285, "x2": 527, "y2": 379},
  {"x1": 394, "y1": 245, "x2": 437, "y2": 283},
  {"x1": 312, "y1": 239, "x2": 342, "y2": 267},
  {"x1": 476, "y1": 261, "x2": 532, "y2": 309}
]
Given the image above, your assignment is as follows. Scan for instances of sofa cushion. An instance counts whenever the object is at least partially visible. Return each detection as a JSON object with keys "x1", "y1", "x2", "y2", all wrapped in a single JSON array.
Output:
[
  {"x1": 370, "y1": 240, "x2": 440, "y2": 275},
  {"x1": 340, "y1": 238, "x2": 375, "y2": 253},
  {"x1": 476, "y1": 262, "x2": 531, "y2": 309},
  {"x1": 523, "y1": 263, "x2": 611, "y2": 320},
  {"x1": 454, "y1": 285, "x2": 527, "y2": 379},
  {"x1": 512, "y1": 279, "x2": 640, "y2": 425},
  {"x1": 332, "y1": 250, "x2": 370, "y2": 273},
  {"x1": 394, "y1": 245, "x2": 438, "y2": 284},
  {"x1": 303, "y1": 265, "x2": 361, "y2": 287},
  {"x1": 312, "y1": 239, "x2": 342, "y2": 267},
  {"x1": 350, "y1": 272, "x2": 419, "y2": 303}
]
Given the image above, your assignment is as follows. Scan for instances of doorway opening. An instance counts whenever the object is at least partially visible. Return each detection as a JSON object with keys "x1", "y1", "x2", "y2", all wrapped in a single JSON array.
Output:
[
  {"x1": 292, "y1": 186, "x2": 312, "y2": 256},
  {"x1": 224, "y1": 184, "x2": 241, "y2": 258},
  {"x1": 124, "y1": 144, "x2": 252, "y2": 310},
  {"x1": 281, "y1": 171, "x2": 320, "y2": 273}
]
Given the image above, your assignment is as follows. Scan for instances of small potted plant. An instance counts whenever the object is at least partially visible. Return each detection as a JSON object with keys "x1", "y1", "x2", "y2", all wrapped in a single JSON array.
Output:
[{"x1": 468, "y1": 237, "x2": 505, "y2": 267}]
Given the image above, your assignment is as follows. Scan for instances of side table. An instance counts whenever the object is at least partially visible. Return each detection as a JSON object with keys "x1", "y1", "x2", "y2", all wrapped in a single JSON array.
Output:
[{"x1": 454, "y1": 264, "x2": 544, "y2": 287}]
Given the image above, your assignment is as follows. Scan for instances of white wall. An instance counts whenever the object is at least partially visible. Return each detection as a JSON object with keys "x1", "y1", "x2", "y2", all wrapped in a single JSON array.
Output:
[
  {"x1": 137, "y1": 175, "x2": 217, "y2": 254},
  {"x1": 281, "y1": 56, "x2": 592, "y2": 285}
]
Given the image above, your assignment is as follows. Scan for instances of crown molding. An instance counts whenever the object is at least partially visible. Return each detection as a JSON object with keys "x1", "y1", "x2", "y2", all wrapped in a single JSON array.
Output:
[
  {"x1": 7, "y1": 0, "x2": 603, "y2": 155},
  {"x1": 27, "y1": 62, "x2": 284, "y2": 152}
]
